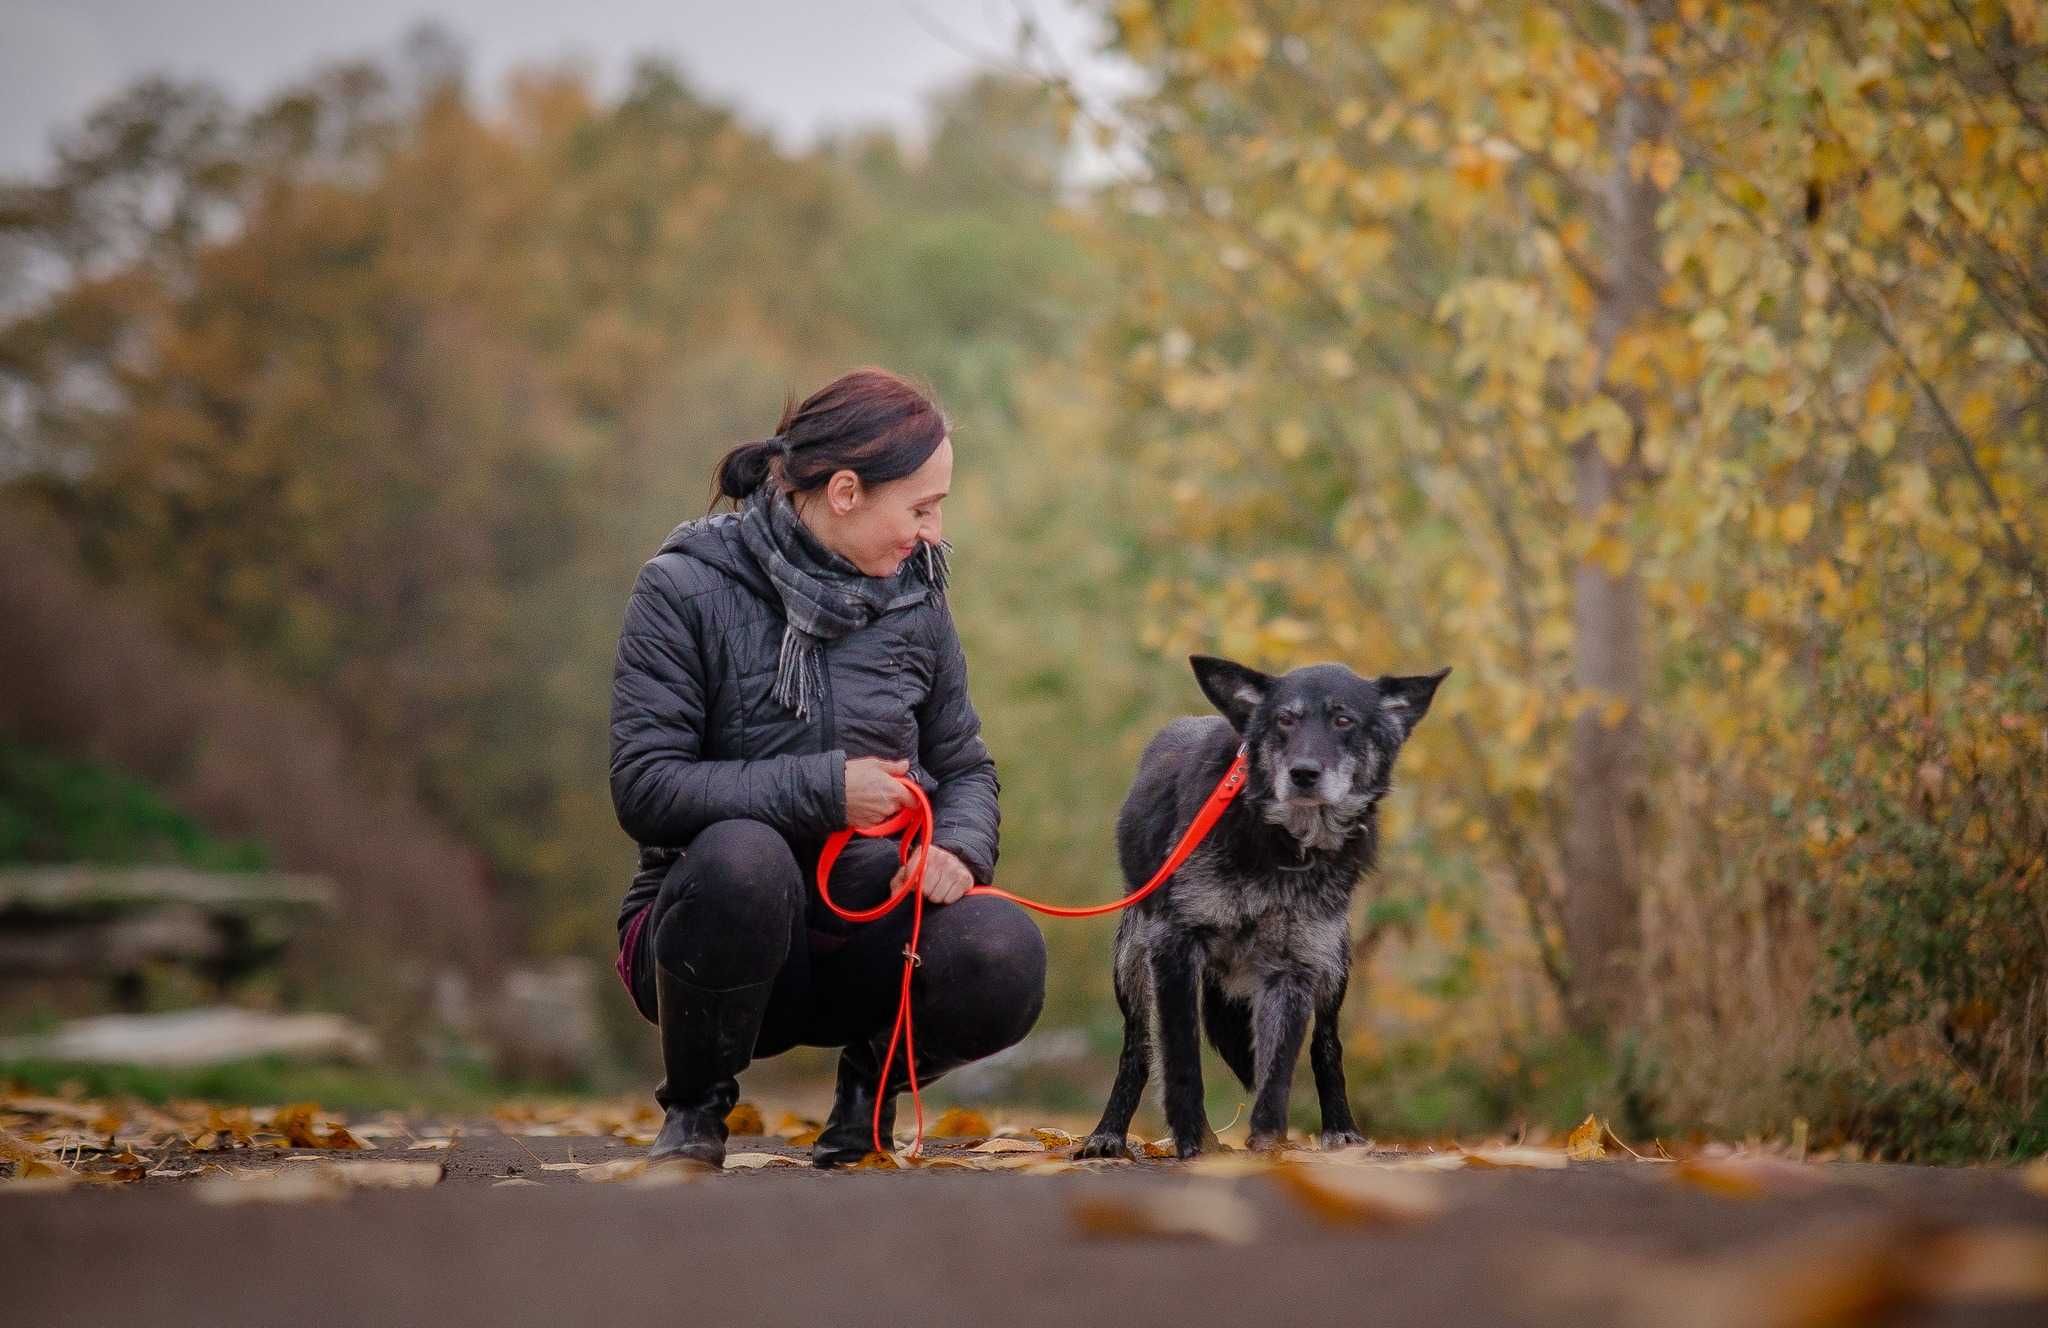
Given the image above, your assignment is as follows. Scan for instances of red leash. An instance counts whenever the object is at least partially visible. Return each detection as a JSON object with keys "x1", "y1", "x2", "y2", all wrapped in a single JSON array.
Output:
[{"x1": 814, "y1": 746, "x2": 1250, "y2": 1157}]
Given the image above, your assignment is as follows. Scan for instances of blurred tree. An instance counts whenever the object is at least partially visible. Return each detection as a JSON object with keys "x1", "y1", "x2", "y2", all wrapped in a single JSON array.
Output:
[{"x1": 1078, "y1": 0, "x2": 2044, "y2": 1131}]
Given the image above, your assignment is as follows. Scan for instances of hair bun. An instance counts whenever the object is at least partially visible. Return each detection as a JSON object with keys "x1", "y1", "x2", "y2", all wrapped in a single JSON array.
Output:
[{"x1": 713, "y1": 437, "x2": 782, "y2": 499}]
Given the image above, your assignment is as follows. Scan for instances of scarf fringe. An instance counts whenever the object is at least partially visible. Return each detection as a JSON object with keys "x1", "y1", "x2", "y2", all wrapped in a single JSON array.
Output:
[{"x1": 774, "y1": 621, "x2": 826, "y2": 723}]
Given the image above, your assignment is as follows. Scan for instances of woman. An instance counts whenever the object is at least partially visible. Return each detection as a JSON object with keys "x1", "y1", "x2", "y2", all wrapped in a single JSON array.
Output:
[{"x1": 609, "y1": 367, "x2": 1047, "y2": 1169}]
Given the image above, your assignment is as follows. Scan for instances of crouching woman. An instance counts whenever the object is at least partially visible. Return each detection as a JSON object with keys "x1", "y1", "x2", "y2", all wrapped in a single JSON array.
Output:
[{"x1": 608, "y1": 367, "x2": 1046, "y2": 1168}]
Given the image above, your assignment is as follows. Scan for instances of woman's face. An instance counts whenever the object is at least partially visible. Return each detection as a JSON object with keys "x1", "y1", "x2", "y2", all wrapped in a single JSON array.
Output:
[{"x1": 798, "y1": 436, "x2": 952, "y2": 578}]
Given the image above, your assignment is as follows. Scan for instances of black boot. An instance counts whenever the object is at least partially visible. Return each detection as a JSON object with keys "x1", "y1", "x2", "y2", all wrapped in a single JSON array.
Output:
[
  {"x1": 810, "y1": 1036, "x2": 895, "y2": 1168},
  {"x1": 649, "y1": 958, "x2": 774, "y2": 1169},
  {"x1": 810, "y1": 1030, "x2": 985, "y2": 1168}
]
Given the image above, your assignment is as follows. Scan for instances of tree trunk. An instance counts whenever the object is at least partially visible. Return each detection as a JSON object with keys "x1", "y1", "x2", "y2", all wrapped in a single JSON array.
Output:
[{"x1": 1564, "y1": 0, "x2": 1670, "y2": 1035}]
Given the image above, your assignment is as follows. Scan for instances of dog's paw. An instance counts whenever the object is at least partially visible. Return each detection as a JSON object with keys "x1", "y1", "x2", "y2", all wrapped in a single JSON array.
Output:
[
  {"x1": 1246, "y1": 1129, "x2": 1288, "y2": 1153},
  {"x1": 1318, "y1": 1128, "x2": 1371, "y2": 1152},
  {"x1": 1074, "y1": 1132, "x2": 1133, "y2": 1161},
  {"x1": 1172, "y1": 1133, "x2": 1206, "y2": 1160}
]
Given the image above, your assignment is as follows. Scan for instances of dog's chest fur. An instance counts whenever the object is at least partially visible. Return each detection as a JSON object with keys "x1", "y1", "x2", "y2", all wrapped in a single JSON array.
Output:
[{"x1": 1132, "y1": 820, "x2": 1367, "y2": 1002}]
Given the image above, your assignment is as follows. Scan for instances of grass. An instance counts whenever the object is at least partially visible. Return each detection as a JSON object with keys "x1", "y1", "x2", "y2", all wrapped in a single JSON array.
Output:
[{"x1": 0, "y1": 1054, "x2": 593, "y2": 1114}]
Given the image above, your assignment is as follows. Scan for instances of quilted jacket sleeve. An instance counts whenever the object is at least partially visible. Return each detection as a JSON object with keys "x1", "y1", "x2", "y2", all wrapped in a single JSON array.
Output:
[
  {"x1": 609, "y1": 558, "x2": 846, "y2": 845},
  {"x1": 917, "y1": 600, "x2": 1001, "y2": 884}
]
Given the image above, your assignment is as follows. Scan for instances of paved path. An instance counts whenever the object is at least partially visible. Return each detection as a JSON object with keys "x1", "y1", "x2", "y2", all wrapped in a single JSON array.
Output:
[{"x1": 6, "y1": 1128, "x2": 2048, "y2": 1327}]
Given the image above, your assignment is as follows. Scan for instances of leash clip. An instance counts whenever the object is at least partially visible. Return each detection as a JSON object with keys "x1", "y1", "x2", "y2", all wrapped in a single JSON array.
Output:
[{"x1": 901, "y1": 944, "x2": 923, "y2": 968}]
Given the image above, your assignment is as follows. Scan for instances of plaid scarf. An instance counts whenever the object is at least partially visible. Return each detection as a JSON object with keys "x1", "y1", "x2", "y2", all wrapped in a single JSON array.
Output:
[{"x1": 736, "y1": 482, "x2": 951, "y2": 723}]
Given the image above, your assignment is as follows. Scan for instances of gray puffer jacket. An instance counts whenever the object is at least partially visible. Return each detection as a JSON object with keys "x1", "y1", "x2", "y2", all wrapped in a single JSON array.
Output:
[{"x1": 609, "y1": 511, "x2": 1000, "y2": 937}]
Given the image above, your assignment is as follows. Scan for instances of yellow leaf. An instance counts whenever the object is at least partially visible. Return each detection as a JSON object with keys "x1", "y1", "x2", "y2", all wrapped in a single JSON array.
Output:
[
  {"x1": 1460, "y1": 1145, "x2": 1568, "y2": 1169},
  {"x1": 1672, "y1": 1154, "x2": 1827, "y2": 1199},
  {"x1": 724, "y1": 1102, "x2": 765, "y2": 1135},
  {"x1": 1566, "y1": 1114, "x2": 1608, "y2": 1161},
  {"x1": 1265, "y1": 1164, "x2": 1445, "y2": 1226},
  {"x1": 1778, "y1": 502, "x2": 1814, "y2": 543},
  {"x1": 928, "y1": 1107, "x2": 993, "y2": 1139},
  {"x1": 1068, "y1": 1183, "x2": 1258, "y2": 1243},
  {"x1": 1648, "y1": 141, "x2": 1683, "y2": 191}
]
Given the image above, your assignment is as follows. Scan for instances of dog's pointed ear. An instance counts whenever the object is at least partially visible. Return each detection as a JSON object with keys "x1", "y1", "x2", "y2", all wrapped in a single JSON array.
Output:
[
  {"x1": 1376, "y1": 666, "x2": 1451, "y2": 739},
  {"x1": 1190, "y1": 654, "x2": 1272, "y2": 732}
]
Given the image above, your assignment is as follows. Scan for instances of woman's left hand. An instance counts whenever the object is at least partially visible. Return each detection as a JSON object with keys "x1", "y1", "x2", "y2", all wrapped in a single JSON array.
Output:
[{"x1": 893, "y1": 844, "x2": 975, "y2": 905}]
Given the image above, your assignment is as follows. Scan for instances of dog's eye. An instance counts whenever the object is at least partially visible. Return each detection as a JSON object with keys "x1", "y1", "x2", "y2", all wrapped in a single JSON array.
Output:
[
  {"x1": 1275, "y1": 711, "x2": 1296, "y2": 728},
  {"x1": 1331, "y1": 714, "x2": 1354, "y2": 729}
]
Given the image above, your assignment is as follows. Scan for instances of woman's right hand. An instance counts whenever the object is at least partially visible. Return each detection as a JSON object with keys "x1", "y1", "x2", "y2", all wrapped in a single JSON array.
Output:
[{"x1": 844, "y1": 756, "x2": 915, "y2": 828}]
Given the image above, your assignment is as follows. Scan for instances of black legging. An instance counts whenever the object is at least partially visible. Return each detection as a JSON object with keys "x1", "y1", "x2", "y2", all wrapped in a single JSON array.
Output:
[{"x1": 624, "y1": 818, "x2": 1047, "y2": 1069}]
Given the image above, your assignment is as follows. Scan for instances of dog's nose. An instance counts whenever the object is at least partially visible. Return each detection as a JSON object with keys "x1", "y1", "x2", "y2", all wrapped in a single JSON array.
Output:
[{"x1": 1289, "y1": 764, "x2": 1321, "y2": 791}]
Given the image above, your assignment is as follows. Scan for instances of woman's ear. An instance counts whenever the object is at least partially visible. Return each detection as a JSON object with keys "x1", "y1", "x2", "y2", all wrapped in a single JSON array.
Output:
[{"x1": 828, "y1": 468, "x2": 863, "y2": 515}]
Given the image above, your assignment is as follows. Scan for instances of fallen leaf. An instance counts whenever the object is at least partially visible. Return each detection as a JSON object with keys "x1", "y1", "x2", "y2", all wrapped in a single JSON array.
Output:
[
  {"x1": 634, "y1": 1159, "x2": 709, "y2": 1186},
  {"x1": 1673, "y1": 1155, "x2": 1829, "y2": 1200},
  {"x1": 0, "y1": 1126, "x2": 53, "y2": 1167},
  {"x1": 1461, "y1": 1145, "x2": 1568, "y2": 1170},
  {"x1": 723, "y1": 1152, "x2": 803, "y2": 1169},
  {"x1": 1566, "y1": 1114, "x2": 1607, "y2": 1161},
  {"x1": 724, "y1": 1102, "x2": 765, "y2": 1135},
  {"x1": 540, "y1": 1161, "x2": 589, "y2": 1172},
  {"x1": 1032, "y1": 1128, "x2": 1081, "y2": 1148},
  {"x1": 967, "y1": 1137, "x2": 1042, "y2": 1154},
  {"x1": 323, "y1": 1161, "x2": 444, "y2": 1189},
  {"x1": 929, "y1": 1108, "x2": 993, "y2": 1138},
  {"x1": 493, "y1": 1178, "x2": 542, "y2": 1187},
  {"x1": 1184, "y1": 1153, "x2": 1275, "y2": 1178},
  {"x1": 2020, "y1": 1157, "x2": 2048, "y2": 1198},
  {"x1": 1069, "y1": 1183, "x2": 1258, "y2": 1244},
  {"x1": 1266, "y1": 1164, "x2": 1446, "y2": 1226},
  {"x1": 850, "y1": 1150, "x2": 909, "y2": 1170},
  {"x1": 195, "y1": 1168, "x2": 348, "y2": 1205},
  {"x1": 772, "y1": 1112, "x2": 821, "y2": 1141},
  {"x1": 1912, "y1": 1226, "x2": 2048, "y2": 1301},
  {"x1": 578, "y1": 1159, "x2": 650, "y2": 1183},
  {"x1": 408, "y1": 1138, "x2": 455, "y2": 1150}
]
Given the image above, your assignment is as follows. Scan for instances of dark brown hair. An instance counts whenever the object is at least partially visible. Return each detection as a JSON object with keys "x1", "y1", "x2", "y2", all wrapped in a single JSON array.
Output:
[{"x1": 712, "y1": 367, "x2": 950, "y2": 510}]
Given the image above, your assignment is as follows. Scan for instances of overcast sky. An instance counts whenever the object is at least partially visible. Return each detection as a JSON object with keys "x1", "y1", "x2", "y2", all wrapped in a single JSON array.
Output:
[{"x1": 1, "y1": 0, "x2": 1135, "y2": 177}]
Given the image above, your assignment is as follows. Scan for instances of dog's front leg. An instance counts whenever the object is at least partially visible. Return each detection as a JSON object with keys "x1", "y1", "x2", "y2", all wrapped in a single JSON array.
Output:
[
  {"x1": 1246, "y1": 974, "x2": 1313, "y2": 1151},
  {"x1": 1149, "y1": 940, "x2": 1209, "y2": 1158},
  {"x1": 1309, "y1": 988, "x2": 1367, "y2": 1150}
]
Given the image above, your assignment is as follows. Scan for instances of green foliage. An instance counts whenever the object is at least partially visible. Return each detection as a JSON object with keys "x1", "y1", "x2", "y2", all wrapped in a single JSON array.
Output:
[
  {"x1": 0, "y1": 1055, "x2": 567, "y2": 1113},
  {"x1": 0, "y1": 739, "x2": 266, "y2": 870}
]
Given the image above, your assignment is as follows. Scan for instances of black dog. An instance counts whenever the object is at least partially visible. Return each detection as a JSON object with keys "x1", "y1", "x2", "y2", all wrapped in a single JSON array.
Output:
[{"x1": 1077, "y1": 654, "x2": 1449, "y2": 1158}]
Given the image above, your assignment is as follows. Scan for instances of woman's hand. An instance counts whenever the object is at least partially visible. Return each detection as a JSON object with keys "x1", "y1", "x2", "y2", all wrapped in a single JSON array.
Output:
[
  {"x1": 893, "y1": 844, "x2": 975, "y2": 905},
  {"x1": 844, "y1": 756, "x2": 916, "y2": 828}
]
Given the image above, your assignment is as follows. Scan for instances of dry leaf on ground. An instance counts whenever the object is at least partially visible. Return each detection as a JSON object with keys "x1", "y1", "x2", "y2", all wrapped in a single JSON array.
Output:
[
  {"x1": 723, "y1": 1103, "x2": 765, "y2": 1135},
  {"x1": 323, "y1": 1161, "x2": 444, "y2": 1189},
  {"x1": 1523, "y1": 1215, "x2": 2048, "y2": 1328},
  {"x1": 195, "y1": 1167, "x2": 349, "y2": 1205},
  {"x1": 1265, "y1": 1164, "x2": 1446, "y2": 1226},
  {"x1": 928, "y1": 1108, "x2": 993, "y2": 1138},
  {"x1": 1565, "y1": 1114, "x2": 1607, "y2": 1161},
  {"x1": 1673, "y1": 1155, "x2": 1829, "y2": 1200},
  {"x1": 1461, "y1": 1146, "x2": 1569, "y2": 1170},
  {"x1": 966, "y1": 1137, "x2": 1042, "y2": 1154},
  {"x1": 723, "y1": 1152, "x2": 803, "y2": 1169},
  {"x1": 1069, "y1": 1183, "x2": 1259, "y2": 1244},
  {"x1": 772, "y1": 1112, "x2": 821, "y2": 1141}
]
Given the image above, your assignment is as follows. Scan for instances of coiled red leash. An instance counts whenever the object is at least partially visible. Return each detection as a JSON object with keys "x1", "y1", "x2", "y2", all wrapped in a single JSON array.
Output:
[{"x1": 814, "y1": 747, "x2": 1250, "y2": 1157}]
